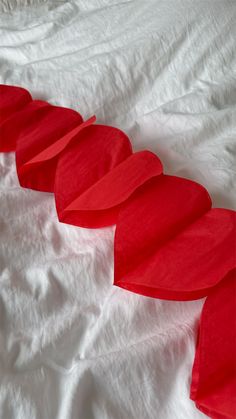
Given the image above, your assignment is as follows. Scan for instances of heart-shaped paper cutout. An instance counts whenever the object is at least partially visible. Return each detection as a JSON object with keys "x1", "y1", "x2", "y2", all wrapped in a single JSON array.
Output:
[
  {"x1": 0, "y1": 100, "x2": 50, "y2": 152},
  {"x1": 59, "y1": 150, "x2": 163, "y2": 227},
  {"x1": 15, "y1": 104, "x2": 83, "y2": 191},
  {"x1": 55, "y1": 124, "x2": 133, "y2": 227},
  {"x1": 114, "y1": 177, "x2": 235, "y2": 299}
]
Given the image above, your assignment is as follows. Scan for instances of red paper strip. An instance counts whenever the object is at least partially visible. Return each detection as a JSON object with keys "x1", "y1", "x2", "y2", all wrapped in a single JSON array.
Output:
[{"x1": 190, "y1": 268, "x2": 236, "y2": 419}]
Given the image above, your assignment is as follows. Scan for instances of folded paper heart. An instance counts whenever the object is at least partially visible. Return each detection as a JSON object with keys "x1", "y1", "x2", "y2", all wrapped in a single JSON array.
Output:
[
  {"x1": 57, "y1": 150, "x2": 162, "y2": 227},
  {"x1": 0, "y1": 84, "x2": 235, "y2": 418}
]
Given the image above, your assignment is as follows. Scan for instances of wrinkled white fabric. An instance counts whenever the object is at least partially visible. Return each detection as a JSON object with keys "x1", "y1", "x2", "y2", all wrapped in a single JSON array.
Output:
[{"x1": 0, "y1": 1, "x2": 235, "y2": 418}]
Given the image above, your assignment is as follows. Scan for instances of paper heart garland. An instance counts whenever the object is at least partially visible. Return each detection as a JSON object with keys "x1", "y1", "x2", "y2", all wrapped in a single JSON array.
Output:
[{"x1": 0, "y1": 84, "x2": 235, "y2": 418}]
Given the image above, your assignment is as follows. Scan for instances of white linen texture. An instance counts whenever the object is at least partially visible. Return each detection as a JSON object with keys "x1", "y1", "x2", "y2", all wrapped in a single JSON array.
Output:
[{"x1": 0, "y1": 1, "x2": 236, "y2": 418}]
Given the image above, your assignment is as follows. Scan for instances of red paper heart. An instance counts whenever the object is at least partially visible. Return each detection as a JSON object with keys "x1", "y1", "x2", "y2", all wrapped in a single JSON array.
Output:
[
  {"x1": 55, "y1": 124, "x2": 134, "y2": 227},
  {"x1": 59, "y1": 150, "x2": 162, "y2": 227},
  {"x1": 15, "y1": 104, "x2": 83, "y2": 191},
  {"x1": 114, "y1": 175, "x2": 235, "y2": 300},
  {"x1": 190, "y1": 268, "x2": 236, "y2": 418},
  {"x1": 0, "y1": 100, "x2": 50, "y2": 152}
]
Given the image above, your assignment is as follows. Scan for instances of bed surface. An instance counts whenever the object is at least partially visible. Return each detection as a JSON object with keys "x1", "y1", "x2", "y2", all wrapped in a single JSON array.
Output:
[{"x1": 0, "y1": 1, "x2": 235, "y2": 418}]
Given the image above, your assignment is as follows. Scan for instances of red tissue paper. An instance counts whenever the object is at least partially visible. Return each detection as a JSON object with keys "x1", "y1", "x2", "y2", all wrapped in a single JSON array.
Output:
[
  {"x1": 0, "y1": 84, "x2": 235, "y2": 418},
  {"x1": 190, "y1": 269, "x2": 236, "y2": 419}
]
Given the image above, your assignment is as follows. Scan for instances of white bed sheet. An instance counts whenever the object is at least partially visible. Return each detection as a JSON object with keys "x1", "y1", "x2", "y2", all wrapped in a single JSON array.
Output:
[{"x1": 0, "y1": 1, "x2": 235, "y2": 418}]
